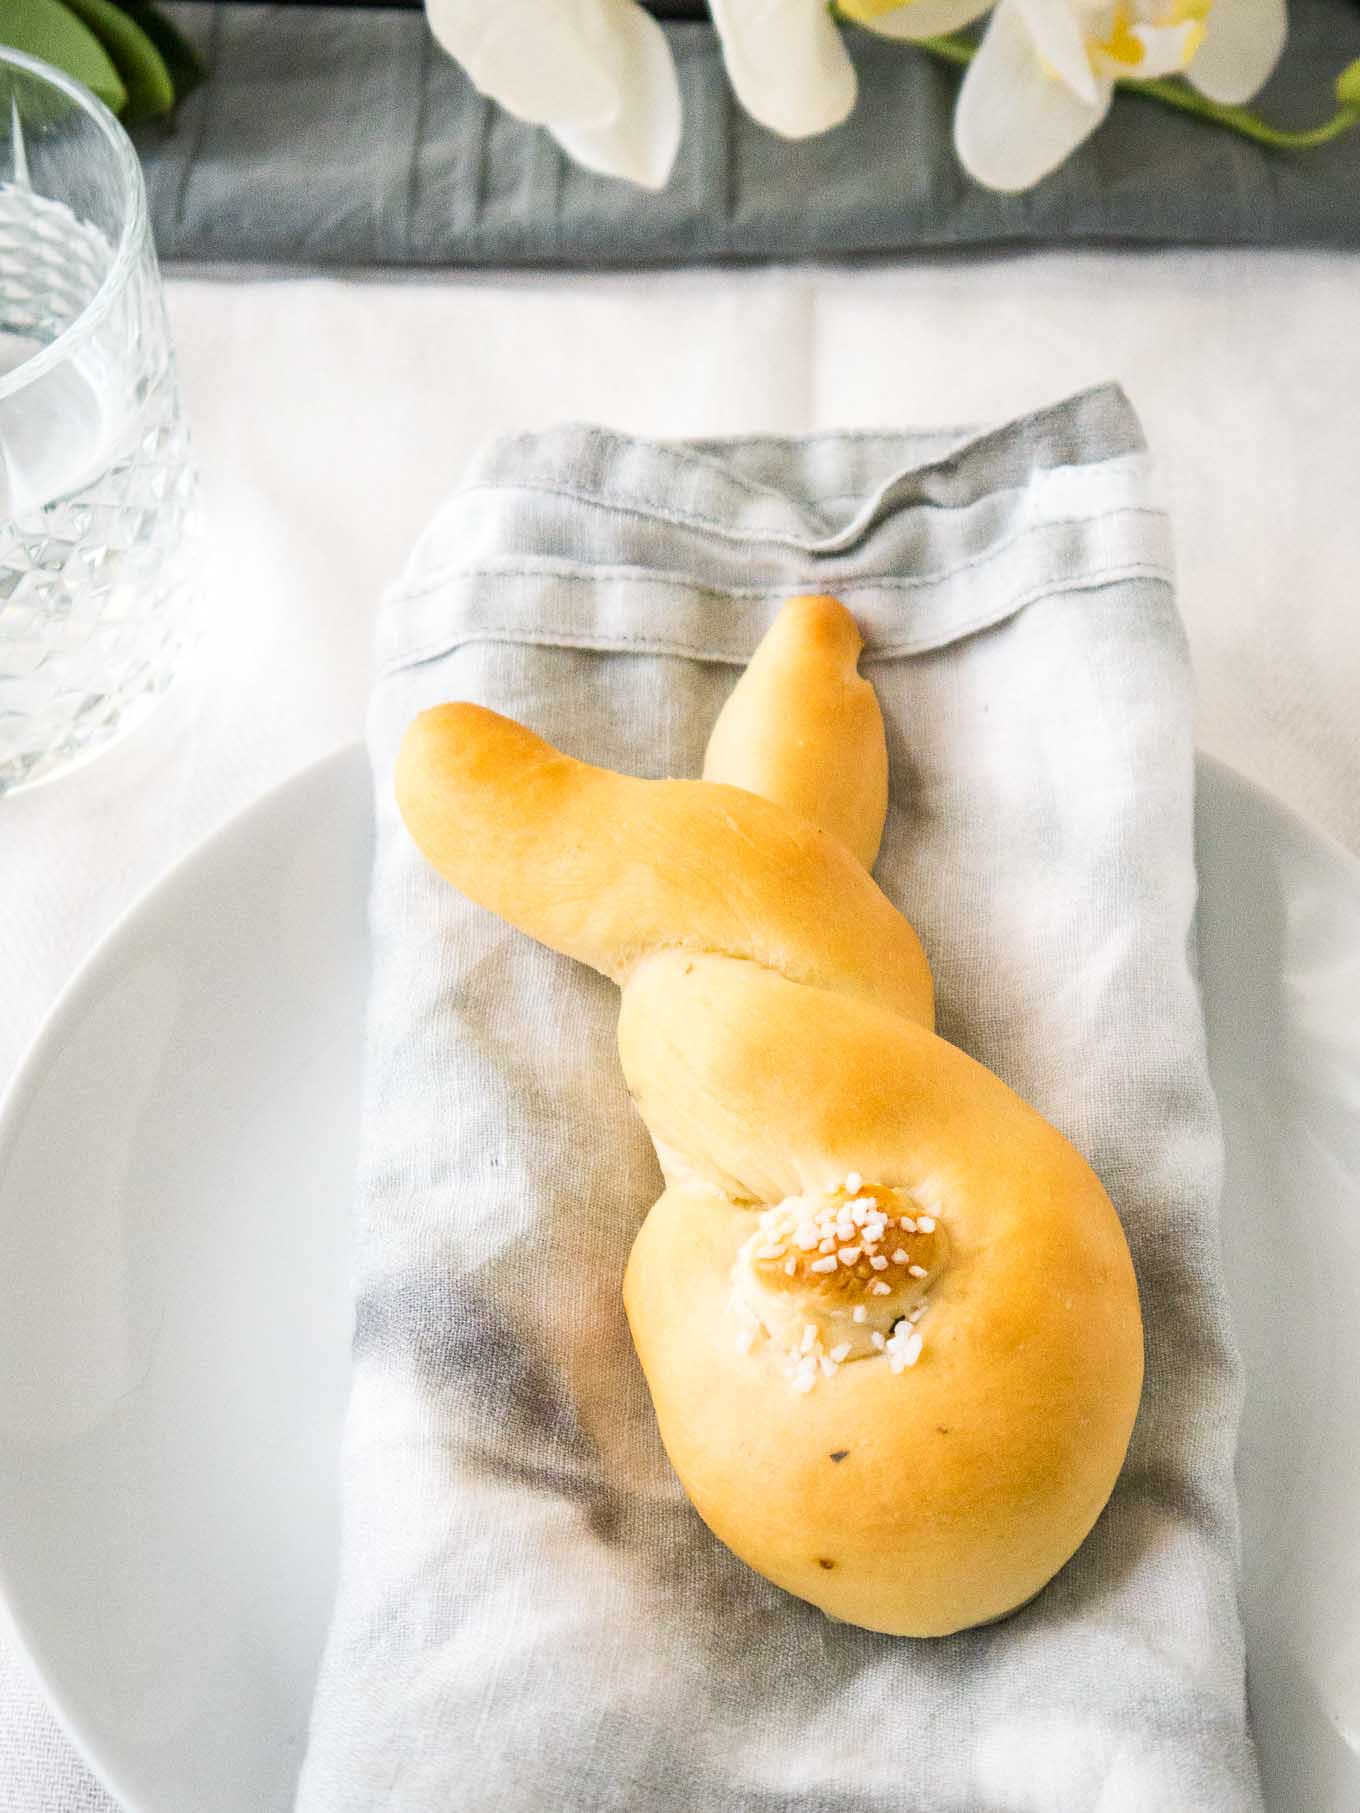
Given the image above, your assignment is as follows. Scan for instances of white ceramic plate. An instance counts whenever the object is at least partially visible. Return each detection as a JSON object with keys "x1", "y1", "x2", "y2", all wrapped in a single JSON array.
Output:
[{"x1": 0, "y1": 749, "x2": 1355, "y2": 1813}]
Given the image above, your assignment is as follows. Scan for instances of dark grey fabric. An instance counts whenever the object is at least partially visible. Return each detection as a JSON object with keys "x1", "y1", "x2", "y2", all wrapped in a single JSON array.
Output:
[{"x1": 138, "y1": 1, "x2": 1360, "y2": 266}]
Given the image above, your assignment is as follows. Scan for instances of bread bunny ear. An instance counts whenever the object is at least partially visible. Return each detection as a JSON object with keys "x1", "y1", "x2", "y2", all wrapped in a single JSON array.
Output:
[
  {"x1": 395, "y1": 700, "x2": 933, "y2": 1026},
  {"x1": 703, "y1": 595, "x2": 888, "y2": 871}
]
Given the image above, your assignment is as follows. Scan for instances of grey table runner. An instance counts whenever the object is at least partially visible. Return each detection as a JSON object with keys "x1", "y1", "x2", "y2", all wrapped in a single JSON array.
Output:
[{"x1": 140, "y1": 1, "x2": 1360, "y2": 266}]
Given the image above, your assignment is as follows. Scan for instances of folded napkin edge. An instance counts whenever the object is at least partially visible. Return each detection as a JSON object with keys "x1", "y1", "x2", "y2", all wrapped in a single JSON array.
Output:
[
  {"x1": 378, "y1": 562, "x2": 1172, "y2": 683},
  {"x1": 376, "y1": 508, "x2": 1173, "y2": 680},
  {"x1": 451, "y1": 383, "x2": 1145, "y2": 522}
]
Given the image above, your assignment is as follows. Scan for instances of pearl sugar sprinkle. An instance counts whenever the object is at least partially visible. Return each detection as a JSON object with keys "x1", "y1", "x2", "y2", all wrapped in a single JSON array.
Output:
[
  {"x1": 746, "y1": 1183, "x2": 936, "y2": 1293},
  {"x1": 734, "y1": 1178, "x2": 940, "y2": 1392}
]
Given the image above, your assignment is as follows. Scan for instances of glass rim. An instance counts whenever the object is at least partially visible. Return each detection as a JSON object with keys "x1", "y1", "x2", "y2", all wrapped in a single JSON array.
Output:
[{"x1": 0, "y1": 45, "x2": 148, "y2": 406}]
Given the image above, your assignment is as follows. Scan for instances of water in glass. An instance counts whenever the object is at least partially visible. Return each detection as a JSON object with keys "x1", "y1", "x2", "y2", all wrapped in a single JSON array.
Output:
[{"x1": 0, "y1": 61, "x2": 197, "y2": 795}]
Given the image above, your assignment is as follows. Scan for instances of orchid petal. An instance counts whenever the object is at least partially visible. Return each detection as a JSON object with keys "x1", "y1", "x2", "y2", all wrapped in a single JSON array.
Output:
[
  {"x1": 709, "y1": 0, "x2": 858, "y2": 139},
  {"x1": 954, "y1": 0, "x2": 1112, "y2": 191},
  {"x1": 1014, "y1": 0, "x2": 1101, "y2": 105},
  {"x1": 551, "y1": 0, "x2": 682, "y2": 189},
  {"x1": 842, "y1": 0, "x2": 992, "y2": 40},
  {"x1": 1125, "y1": 22, "x2": 1201, "y2": 80},
  {"x1": 426, "y1": 0, "x2": 621, "y2": 128},
  {"x1": 1187, "y1": 0, "x2": 1287, "y2": 103}
]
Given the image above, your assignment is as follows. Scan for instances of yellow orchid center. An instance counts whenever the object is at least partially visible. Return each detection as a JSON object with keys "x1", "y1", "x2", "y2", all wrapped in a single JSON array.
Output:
[
  {"x1": 1094, "y1": 4, "x2": 1146, "y2": 66},
  {"x1": 1087, "y1": 0, "x2": 1214, "y2": 79}
]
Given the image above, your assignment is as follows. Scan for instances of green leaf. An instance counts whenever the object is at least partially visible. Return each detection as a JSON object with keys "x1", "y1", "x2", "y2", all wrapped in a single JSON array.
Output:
[
  {"x1": 118, "y1": 2, "x2": 206, "y2": 108},
  {"x1": 1337, "y1": 59, "x2": 1360, "y2": 113},
  {"x1": 60, "y1": 0, "x2": 174, "y2": 122},
  {"x1": 0, "y1": 0, "x2": 127, "y2": 114}
]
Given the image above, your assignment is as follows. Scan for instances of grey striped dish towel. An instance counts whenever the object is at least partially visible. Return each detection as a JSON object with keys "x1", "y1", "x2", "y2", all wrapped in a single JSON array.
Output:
[{"x1": 297, "y1": 385, "x2": 1261, "y2": 1812}]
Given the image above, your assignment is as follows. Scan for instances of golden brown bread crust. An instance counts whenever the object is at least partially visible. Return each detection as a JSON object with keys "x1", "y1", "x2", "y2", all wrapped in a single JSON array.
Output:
[
  {"x1": 396, "y1": 701, "x2": 933, "y2": 1029},
  {"x1": 703, "y1": 594, "x2": 889, "y2": 871},
  {"x1": 621, "y1": 953, "x2": 1143, "y2": 1634},
  {"x1": 395, "y1": 594, "x2": 1144, "y2": 1637}
]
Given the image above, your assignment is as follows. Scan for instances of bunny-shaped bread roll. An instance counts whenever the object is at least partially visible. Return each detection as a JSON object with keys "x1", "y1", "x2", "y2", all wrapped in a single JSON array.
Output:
[{"x1": 396, "y1": 595, "x2": 1143, "y2": 1637}]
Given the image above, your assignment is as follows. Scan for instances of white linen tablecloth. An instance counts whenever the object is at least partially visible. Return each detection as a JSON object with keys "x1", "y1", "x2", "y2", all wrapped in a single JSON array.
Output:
[{"x1": 1, "y1": 250, "x2": 1358, "y2": 1811}]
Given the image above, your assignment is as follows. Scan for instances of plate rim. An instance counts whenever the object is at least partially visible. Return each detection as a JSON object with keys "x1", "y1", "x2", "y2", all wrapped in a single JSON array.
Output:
[
  {"x1": 0, "y1": 738, "x2": 366, "y2": 1813},
  {"x1": 0, "y1": 740, "x2": 367, "y2": 1142},
  {"x1": 0, "y1": 742, "x2": 1357, "y2": 1813}
]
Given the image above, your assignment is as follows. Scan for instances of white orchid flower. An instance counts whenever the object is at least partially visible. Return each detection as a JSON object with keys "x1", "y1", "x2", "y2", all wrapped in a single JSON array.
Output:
[
  {"x1": 953, "y1": 0, "x2": 1288, "y2": 190},
  {"x1": 708, "y1": 0, "x2": 859, "y2": 138},
  {"x1": 425, "y1": 0, "x2": 682, "y2": 189}
]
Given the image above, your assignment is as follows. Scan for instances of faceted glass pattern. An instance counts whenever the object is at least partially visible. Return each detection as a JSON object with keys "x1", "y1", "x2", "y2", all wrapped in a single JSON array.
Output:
[{"x1": 1, "y1": 54, "x2": 197, "y2": 795}]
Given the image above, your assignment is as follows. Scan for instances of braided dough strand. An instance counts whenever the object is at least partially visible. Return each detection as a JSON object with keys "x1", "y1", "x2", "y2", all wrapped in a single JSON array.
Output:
[{"x1": 395, "y1": 690, "x2": 933, "y2": 1025}]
